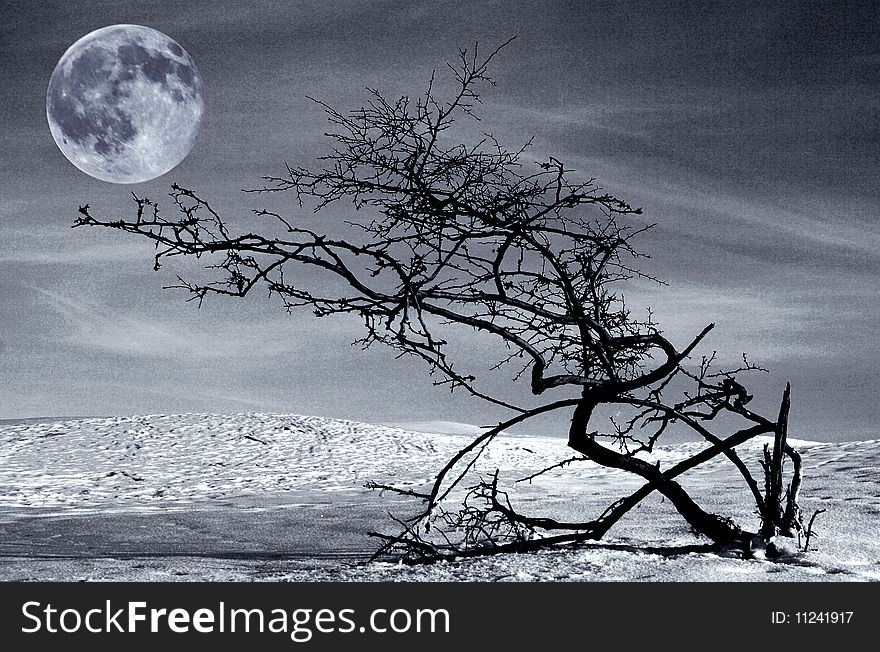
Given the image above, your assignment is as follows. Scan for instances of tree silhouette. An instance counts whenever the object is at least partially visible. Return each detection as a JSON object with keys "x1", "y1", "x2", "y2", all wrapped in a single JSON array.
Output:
[{"x1": 76, "y1": 40, "x2": 805, "y2": 561}]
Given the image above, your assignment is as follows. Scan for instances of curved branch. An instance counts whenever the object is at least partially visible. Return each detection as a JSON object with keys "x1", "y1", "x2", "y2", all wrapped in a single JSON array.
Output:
[
  {"x1": 616, "y1": 396, "x2": 765, "y2": 514},
  {"x1": 424, "y1": 397, "x2": 580, "y2": 510}
]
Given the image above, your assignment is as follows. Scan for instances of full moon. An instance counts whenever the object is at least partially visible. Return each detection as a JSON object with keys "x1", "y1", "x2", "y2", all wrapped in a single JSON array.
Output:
[{"x1": 46, "y1": 25, "x2": 204, "y2": 184}]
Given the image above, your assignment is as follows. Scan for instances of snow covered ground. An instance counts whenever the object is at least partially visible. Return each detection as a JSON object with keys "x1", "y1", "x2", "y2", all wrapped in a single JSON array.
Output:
[{"x1": 0, "y1": 413, "x2": 877, "y2": 581}]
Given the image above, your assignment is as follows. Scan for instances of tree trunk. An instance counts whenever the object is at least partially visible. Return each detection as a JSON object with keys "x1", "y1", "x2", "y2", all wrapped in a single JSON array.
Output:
[
  {"x1": 760, "y1": 383, "x2": 803, "y2": 538},
  {"x1": 568, "y1": 395, "x2": 747, "y2": 545}
]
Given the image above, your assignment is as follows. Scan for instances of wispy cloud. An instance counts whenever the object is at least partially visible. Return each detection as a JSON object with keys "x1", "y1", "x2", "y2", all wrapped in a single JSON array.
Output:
[
  {"x1": 624, "y1": 280, "x2": 818, "y2": 361},
  {"x1": 0, "y1": 242, "x2": 147, "y2": 265},
  {"x1": 30, "y1": 286, "x2": 309, "y2": 360}
]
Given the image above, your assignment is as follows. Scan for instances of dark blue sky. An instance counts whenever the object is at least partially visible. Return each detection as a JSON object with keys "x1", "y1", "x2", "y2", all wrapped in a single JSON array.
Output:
[{"x1": 1, "y1": 1, "x2": 878, "y2": 440}]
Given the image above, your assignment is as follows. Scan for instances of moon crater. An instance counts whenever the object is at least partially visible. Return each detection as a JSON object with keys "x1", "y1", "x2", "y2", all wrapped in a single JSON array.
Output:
[{"x1": 46, "y1": 24, "x2": 205, "y2": 183}]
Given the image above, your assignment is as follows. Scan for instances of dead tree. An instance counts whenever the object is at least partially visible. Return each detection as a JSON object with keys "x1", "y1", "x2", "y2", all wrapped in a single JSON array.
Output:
[
  {"x1": 75, "y1": 40, "x2": 804, "y2": 561},
  {"x1": 760, "y1": 383, "x2": 803, "y2": 539}
]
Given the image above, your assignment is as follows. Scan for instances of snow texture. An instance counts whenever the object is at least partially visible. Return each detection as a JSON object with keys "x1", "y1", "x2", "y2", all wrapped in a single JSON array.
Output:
[{"x1": 0, "y1": 413, "x2": 877, "y2": 581}]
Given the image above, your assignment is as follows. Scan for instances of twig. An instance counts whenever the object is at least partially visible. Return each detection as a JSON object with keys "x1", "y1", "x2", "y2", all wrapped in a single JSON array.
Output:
[
  {"x1": 515, "y1": 456, "x2": 589, "y2": 483},
  {"x1": 803, "y1": 508, "x2": 827, "y2": 552}
]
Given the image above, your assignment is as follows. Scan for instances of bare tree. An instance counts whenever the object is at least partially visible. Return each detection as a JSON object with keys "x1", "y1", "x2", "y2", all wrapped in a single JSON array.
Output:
[{"x1": 76, "y1": 40, "x2": 805, "y2": 561}]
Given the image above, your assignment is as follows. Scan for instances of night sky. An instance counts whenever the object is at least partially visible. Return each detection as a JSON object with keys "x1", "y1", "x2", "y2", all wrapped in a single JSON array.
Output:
[{"x1": 1, "y1": 1, "x2": 878, "y2": 441}]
